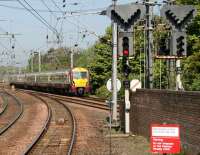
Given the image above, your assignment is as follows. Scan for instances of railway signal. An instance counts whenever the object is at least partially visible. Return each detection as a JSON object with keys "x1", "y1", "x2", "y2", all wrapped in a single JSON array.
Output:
[
  {"x1": 161, "y1": 4, "x2": 196, "y2": 57},
  {"x1": 170, "y1": 31, "x2": 187, "y2": 57},
  {"x1": 161, "y1": 4, "x2": 197, "y2": 31},
  {"x1": 122, "y1": 36, "x2": 131, "y2": 77},
  {"x1": 158, "y1": 37, "x2": 170, "y2": 56},
  {"x1": 176, "y1": 35, "x2": 185, "y2": 57},
  {"x1": 104, "y1": 2, "x2": 145, "y2": 132},
  {"x1": 122, "y1": 37, "x2": 129, "y2": 57},
  {"x1": 105, "y1": 4, "x2": 145, "y2": 30},
  {"x1": 118, "y1": 31, "x2": 134, "y2": 57}
]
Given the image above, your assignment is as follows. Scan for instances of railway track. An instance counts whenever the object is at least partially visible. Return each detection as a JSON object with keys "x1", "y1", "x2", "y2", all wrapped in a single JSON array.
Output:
[
  {"x1": 0, "y1": 92, "x2": 8, "y2": 114},
  {"x1": 0, "y1": 90, "x2": 55, "y2": 154},
  {"x1": 0, "y1": 90, "x2": 23, "y2": 135},
  {"x1": 0, "y1": 88, "x2": 112, "y2": 154},
  {"x1": 22, "y1": 91, "x2": 76, "y2": 155},
  {"x1": 17, "y1": 89, "x2": 110, "y2": 111}
]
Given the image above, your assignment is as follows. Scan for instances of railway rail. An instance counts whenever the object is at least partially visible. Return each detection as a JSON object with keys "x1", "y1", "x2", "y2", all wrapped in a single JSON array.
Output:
[
  {"x1": 0, "y1": 92, "x2": 8, "y2": 114},
  {"x1": 18, "y1": 89, "x2": 110, "y2": 111},
  {"x1": 0, "y1": 90, "x2": 50, "y2": 154},
  {"x1": 22, "y1": 91, "x2": 76, "y2": 155},
  {"x1": 0, "y1": 90, "x2": 23, "y2": 135},
  {"x1": 1, "y1": 88, "x2": 112, "y2": 154}
]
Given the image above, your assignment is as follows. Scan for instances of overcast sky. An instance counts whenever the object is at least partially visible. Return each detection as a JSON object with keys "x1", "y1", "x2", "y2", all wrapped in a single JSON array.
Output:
[{"x1": 0, "y1": 0, "x2": 161, "y2": 67}]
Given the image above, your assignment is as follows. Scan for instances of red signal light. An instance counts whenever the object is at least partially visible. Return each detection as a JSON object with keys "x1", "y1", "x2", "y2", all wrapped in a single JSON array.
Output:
[
  {"x1": 123, "y1": 50, "x2": 129, "y2": 56},
  {"x1": 122, "y1": 37, "x2": 129, "y2": 57}
]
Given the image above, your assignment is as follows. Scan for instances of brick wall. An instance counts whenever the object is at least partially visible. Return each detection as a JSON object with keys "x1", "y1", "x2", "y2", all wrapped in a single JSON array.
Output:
[{"x1": 130, "y1": 89, "x2": 200, "y2": 155}]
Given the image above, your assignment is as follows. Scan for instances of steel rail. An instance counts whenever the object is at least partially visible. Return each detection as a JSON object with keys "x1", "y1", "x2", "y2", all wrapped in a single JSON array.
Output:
[
  {"x1": 48, "y1": 97, "x2": 77, "y2": 155},
  {"x1": 22, "y1": 91, "x2": 76, "y2": 155},
  {"x1": 22, "y1": 93, "x2": 52, "y2": 155},
  {"x1": 0, "y1": 92, "x2": 8, "y2": 114},
  {"x1": 82, "y1": 96, "x2": 106, "y2": 102},
  {"x1": 52, "y1": 95, "x2": 109, "y2": 111},
  {"x1": 0, "y1": 90, "x2": 23, "y2": 135},
  {"x1": 17, "y1": 89, "x2": 110, "y2": 111}
]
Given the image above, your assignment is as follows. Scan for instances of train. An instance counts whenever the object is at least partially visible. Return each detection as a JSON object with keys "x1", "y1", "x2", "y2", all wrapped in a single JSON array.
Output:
[{"x1": 9, "y1": 67, "x2": 91, "y2": 96}]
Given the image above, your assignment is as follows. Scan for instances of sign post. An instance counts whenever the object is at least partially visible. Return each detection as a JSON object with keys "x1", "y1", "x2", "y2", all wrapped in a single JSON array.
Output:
[{"x1": 151, "y1": 124, "x2": 181, "y2": 154}]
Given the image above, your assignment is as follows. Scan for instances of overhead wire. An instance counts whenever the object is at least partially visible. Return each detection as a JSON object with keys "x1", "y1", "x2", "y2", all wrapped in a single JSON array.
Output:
[
  {"x1": 0, "y1": 4, "x2": 105, "y2": 16},
  {"x1": 0, "y1": 3, "x2": 62, "y2": 12},
  {"x1": 40, "y1": 0, "x2": 57, "y2": 19},
  {"x1": 2, "y1": 0, "x2": 108, "y2": 45},
  {"x1": 50, "y1": 0, "x2": 62, "y2": 12},
  {"x1": 40, "y1": 0, "x2": 61, "y2": 43},
  {"x1": 17, "y1": 0, "x2": 58, "y2": 35},
  {"x1": 22, "y1": 0, "x2": 58, "y2": 34},
  {"x1": 50, "y1": 0, "x2": 101, "y2": 40}
]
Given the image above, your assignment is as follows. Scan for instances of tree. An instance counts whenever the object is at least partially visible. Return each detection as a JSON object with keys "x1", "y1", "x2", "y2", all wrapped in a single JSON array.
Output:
[
  {"x1": 176, "y1": 0, "x2": 200, "y2": 91},
  {"x1": 87, "y1": 27, "x2": 112, "y2": 93}
]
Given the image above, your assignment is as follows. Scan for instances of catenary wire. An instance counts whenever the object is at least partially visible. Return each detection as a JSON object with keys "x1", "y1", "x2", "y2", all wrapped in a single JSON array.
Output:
[
  {"x1": 0, "y1": 3, "x2": 106, "y2": 15},
  {"x1": 21, "y1": 0, "x2": 58, "y2": 34},
  {"x1": 17, "y1": 0, "x2": 58, "y2": 34}
]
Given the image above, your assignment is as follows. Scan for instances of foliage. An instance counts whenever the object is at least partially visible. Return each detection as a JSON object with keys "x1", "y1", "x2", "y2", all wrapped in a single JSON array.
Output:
[
  {"x1": 96, "y1": 85, "x2": 111, "y2": 99},
  {"x1": 87, "y1": 27, "x2": 112, "y2": 93},
  {"x1": 177, "y1": 0, "x2": 200, "y2": 91},
  {"x1": 182, "y1": 52, "x2": 200, "y2": 90}
]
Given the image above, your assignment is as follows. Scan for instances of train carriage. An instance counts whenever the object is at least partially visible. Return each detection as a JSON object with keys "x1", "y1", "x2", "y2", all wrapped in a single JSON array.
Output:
[{"x1": 9, "y1": 67, "x2": 91, "y2": 96}]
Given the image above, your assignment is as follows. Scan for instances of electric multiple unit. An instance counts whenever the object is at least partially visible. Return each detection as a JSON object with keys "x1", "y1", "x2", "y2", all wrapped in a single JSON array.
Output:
[{"x1": 9, "y1": 67, "x2": 91, "y2": 96}]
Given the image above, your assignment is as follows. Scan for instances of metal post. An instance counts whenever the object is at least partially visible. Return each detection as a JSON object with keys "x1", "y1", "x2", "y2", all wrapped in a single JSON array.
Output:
[
  {"x1": 70, "y1": 49, "x2": 74, "y2": 69},
  {"x1": 31, "y1": 52, "x2": 33, "y2": 73},
  {"x1": 38, "y1": 51, "x2": 41, "y2": 72},
  {"x1": 169, "y1": 59, "x2": 175, "y2": 89},
  {"x1": 176, "y1": 59, "x2": 183, "y2": 90},
  {"x1": 143, "y1": 27, "x2": 146, "y2": 88},
  {"x1": 111, "y1": 0, "x2": 118, "y2": 123},
  {"x1": 124, "y1": 60, "x2": 130, "y2": 134},
  {"x1": 145, "y1": 0, "x2": 154, "y2": 89}
]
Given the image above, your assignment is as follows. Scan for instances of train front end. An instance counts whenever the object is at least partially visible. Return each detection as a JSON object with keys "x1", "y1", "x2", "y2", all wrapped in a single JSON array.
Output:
[{"x1": 70, "y1": 67, "x2": 91, "y2": 96}]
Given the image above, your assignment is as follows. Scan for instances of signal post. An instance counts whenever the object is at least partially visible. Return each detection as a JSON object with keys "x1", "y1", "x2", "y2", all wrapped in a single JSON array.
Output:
[
  {"x1": 105, "y1": 3, "x2": 145, "y2": 133},
  {"x1": 159, "y1": 3, "x2": 197, "y2": 90},
  {"x1": 122, "y1": 37, "x2": 131, "y2": 134},
  {"x1": 104, "y1": 0, "x2": 196, "y2": 134}
]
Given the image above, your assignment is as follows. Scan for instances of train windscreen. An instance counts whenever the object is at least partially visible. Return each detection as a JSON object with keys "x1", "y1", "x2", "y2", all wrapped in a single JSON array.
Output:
[{"x1": 73, "y1": 71, "x2": 87, "y2": 79}]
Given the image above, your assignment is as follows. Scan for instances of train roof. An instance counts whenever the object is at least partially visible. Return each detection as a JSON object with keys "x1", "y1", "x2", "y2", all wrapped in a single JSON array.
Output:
[
  {"x1": 10, "y1": 70, "x2": 69, "y2": 77},
  {"x1": 9, "y1": 67, "x2": 89, "y2": 77},
  {"x1": 72, "y1": 67, "x2": 88, "y2": 72}
]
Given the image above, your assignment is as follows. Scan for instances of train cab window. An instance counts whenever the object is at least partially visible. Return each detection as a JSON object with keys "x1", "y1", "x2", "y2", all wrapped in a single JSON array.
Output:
[{"x1": 73, "y1": 72, "x2": 87, "y2": 79}]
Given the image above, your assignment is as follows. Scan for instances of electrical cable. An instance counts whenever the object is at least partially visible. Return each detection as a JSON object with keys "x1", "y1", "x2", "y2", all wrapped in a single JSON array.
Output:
[
  {"x1": 49, "y1": 0, "x2": 99, "y2": 45},
  {"x1": 0, "y1": 3, "x2": 62, "y2": 12},
  {"x1": 3, "y1": 1, "x2": 108, "y2": 44},
  {"x1": 50, "y1": 0, "x2": 62, "y2": 12},
  {"x1": 22, "y1": 0, "x2": 58, "y2": 33},
  {"x1": 40, "y1": 0, "x2": 61, "y2": 44},
  {"x1": 0, "y1": 4, "x2": 105, "y2": 16},
  {"x1": 17, "y1": 0, "x2": 58, "y2": 34},
  {"x1": 40, "y1": 0, "x2": 57, "y2": 19}
]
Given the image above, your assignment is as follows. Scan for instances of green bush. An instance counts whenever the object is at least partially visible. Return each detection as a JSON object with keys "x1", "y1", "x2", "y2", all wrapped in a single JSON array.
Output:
[{"x1": 95, "y1": 85, "x2": 111, "y2": 99}]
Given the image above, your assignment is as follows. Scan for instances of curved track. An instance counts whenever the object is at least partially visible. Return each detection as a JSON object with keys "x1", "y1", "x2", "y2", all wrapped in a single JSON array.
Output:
[
  {"x1": 0, "y1": 92, "x2": 8, "y2": 114},
  {"x1": 0, "y1": 91, "x2": 23, "y2": 135},
  {"x1": 18, "y1": 89, "x2": 109, "y2": 111},
  {"x1": 23, "y1": 92, "x2": 77, "y2": 155}
]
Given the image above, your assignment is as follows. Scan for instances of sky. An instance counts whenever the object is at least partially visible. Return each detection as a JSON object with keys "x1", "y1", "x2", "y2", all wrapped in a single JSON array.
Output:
[{"x1": 0, "y1": 0, "x2": 162, "y2": 67}]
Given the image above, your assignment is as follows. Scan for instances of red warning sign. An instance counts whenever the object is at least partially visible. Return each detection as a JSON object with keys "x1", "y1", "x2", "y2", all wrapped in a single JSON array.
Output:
[{"x1": 151, "y1": 124, "x2": 181, "y2": 154}]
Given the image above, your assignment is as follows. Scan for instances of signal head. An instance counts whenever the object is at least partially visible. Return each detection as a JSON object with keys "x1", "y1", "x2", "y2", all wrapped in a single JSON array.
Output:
[{"x1": 122, "y1": 37, "x2": 129, "y2": 57}]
